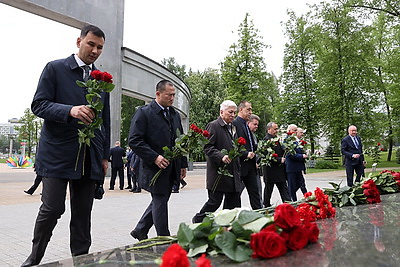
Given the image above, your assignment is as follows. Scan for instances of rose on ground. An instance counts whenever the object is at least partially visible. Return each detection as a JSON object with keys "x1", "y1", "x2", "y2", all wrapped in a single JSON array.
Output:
[
  {"x1": 250, "y1": 231, "x2": 287, "y2": 259},
  {"x1": 274, "y1": 203, "x2": 302, "y2": 230},
  {"x1": 160, "y1": 244, "x2": 190, "y2": 267}
]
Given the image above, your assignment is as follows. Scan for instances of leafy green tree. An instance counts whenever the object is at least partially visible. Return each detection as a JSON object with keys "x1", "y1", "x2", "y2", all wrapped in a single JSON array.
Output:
[
  {"x1": 220, "y1": 13, "x2": 278, "y2": 130},
  {"x1": 314, "y1": 1, "x2": 378, "y2": 148},
  {"x1": 161, "y1": 57, "x2": 188, "y2": 80},
  {"x1": 14, "y1": 108, "x2": 42, "y2": 157},
  {"x1": 344, "y1": 0, "x2": 400, "y2": 17},
  {"x1": 185, "y1": 69, "x2": 227, "y2": 161},
  {"x1": 367, "y1": 12, "x2": 400, "y2": 160},
  {"x1": 280, "y1": 11, "x2": 321, "y2": 153}
]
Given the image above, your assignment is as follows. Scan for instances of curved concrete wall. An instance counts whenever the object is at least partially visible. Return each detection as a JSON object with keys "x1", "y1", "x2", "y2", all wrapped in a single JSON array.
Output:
[{"x1": 121, "y1": 48, "x2": 191, "y2": 118}]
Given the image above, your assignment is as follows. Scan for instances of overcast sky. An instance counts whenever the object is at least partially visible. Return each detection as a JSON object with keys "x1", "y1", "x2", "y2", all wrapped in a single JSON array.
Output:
[{"x1": 0, "y1": 0, "x2": 321, "y2": 123}]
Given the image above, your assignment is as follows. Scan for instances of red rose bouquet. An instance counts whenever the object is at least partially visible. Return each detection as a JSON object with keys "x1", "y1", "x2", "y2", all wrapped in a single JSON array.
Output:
[
  {"x1": 150, "y1": 124, "x2": 209, "y2": 186},
  {"x1": 250, "y1": 203, "x2": 319, "y2": 259},
  {"x1": 75, "y1": 70, "x2": 115, "y2": 173},
  {"x1": 212, "y1": 137, "x2": 246, "y2": 192},
  {"x1": 297, "y1": 188, "x2": 336, "y2": 220}
]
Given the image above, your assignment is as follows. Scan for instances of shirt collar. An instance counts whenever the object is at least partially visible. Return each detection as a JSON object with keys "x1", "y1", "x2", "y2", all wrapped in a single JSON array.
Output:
[
  {"x1": 74, "y1": 54, "x2": 93, "y2": 69},
  {"x1": 155, "y1": 100, "x2": 168, "y2": 112}
]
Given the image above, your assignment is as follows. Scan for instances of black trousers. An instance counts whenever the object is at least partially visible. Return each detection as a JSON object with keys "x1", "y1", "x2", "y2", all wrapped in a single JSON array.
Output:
[
  {"x1": 241, "y1": 172, "x2": 263, "y2": 210},
  {"x1": 192, "y1": 190, "x2": 241, "y2": 223},
  {"x1": 263, "y1": 181, "x2": 291, "y2": 207},
  {"x1": 25, "y1": 176, "x2": 95, "y2": 265},
  {"x1": 134, "y1": 192, "x2": 171, "y2": 236},
  {"x1": 346, "y1": 163, "x2": 364, "y2": 187},
  {"x1": 110, "y1": 167, "x2": 124, "y2": 189}
]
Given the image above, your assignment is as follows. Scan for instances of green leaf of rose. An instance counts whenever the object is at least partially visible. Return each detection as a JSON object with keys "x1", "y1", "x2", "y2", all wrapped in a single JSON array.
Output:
[
  {"x1": 215, "y1": 232, "x2": 251, "y2": 262},
  {"x1": 177, "y1": 223, "x2": 194, "y2": 247}
]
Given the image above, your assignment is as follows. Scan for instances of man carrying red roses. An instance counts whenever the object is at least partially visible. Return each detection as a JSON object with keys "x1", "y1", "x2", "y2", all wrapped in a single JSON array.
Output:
[
  {"x1": 233, "y1": 101, "x2": 262, "y2": 210},
  {"x1": 192, "y1": 100, "x2": 243, "y2": 223},
  {"x1": 262, "y1": 122, "x2": 291, "y2": 207}
]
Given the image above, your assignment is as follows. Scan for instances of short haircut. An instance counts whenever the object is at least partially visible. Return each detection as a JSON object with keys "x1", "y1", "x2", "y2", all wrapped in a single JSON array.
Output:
[
  {"x1": 156, "y1": 79, "x2": 174, "y2": 92},
  {"x1": 249, "y1": 114, "x2": 260, "y2": 122},
  {"x1": 267, "y1": 122, "x2": 277, "y2": 130},
  {"x1": 287, "y1": 124, "x2": 297, "y2": 132},
  {"x1": 238, "y1": 100, "x2": 250, "y2": 109},
  {"x1": 80, "y1": 24, "x2": 105, "y2": 40},
  {"x1": 220, "y1": 100, "x2": 237, "y2": 111}
]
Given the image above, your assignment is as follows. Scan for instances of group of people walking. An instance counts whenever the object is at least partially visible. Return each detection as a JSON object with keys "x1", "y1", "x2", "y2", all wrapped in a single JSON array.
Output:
[{"x1": 21, "y1": 23, "x2": 365, "y2": 267}]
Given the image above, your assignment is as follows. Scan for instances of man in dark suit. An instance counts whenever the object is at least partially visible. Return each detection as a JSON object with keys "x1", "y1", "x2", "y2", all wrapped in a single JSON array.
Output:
[
  {"x1": 22, "y1": 25, "x2": 110, "y2": 266},
  {"x1": 247, "y1": 114, "x2": 263, "y2": 205},
  {"x1": 285, "y1": 124, "x2": 308, "y2": 201},
  {"x1": 233, "y1": 101, "x2": 262, "y2": 210},
  {"x1": 109, "y1": 141, "x2": 126, "y2": 190},
  {"x1": 262, "y1": 122, "x2": 291, "y2": 207},
  {"x1": 128, "y1": 80, "x2": 188, "y2": 240},
  {"x1": 192, "y1": 100, "x2": 243, "y2": 223},
  {"x1": 341, "y1": 125, "x2": 365, "y2": 187}
]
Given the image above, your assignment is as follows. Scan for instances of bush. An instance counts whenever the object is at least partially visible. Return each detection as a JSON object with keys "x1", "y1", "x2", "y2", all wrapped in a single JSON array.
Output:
[{"x1": 315, "y1": 160, "x2": 339, "y2": 169}]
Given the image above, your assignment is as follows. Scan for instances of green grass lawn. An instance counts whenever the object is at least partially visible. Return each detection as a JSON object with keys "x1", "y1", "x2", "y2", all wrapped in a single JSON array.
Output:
[{"x1": 306, "y1": 151, "x2": 400, "y2": 173}]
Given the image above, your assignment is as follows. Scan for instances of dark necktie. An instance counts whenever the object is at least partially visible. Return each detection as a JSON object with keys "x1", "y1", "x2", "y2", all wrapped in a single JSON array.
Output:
[
  {"x1": 82, "y1": 65, "x2": 90, "y2": 82},
  {"x1": 245, "y1": 123, "x2": 254, "y2": 151}
]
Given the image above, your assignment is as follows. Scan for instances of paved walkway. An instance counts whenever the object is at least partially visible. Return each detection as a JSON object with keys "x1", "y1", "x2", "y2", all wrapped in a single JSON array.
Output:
[{"x1": 0, "y1": 163, "x2": 386, "y2": 266}]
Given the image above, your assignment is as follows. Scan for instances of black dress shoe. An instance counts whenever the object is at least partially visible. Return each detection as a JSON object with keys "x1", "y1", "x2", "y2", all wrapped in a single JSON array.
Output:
[
  {"x1": 130, "y1": 229, "x2": 148, "y2": 241},
  {"x1": 24, "y1": 190, "x2": 33, "y2": 195},
  {"x1": 132, "y1": 189, "x2": 141, "y2": 193},
  {"x1": 125, "y1": 186, "x2": 132, "y2": 189},
  {"x1": 109, "y1": 188, "x2": 114, "y2": 190},
  {"x1": 172, "y1": 189, "x2": 179, "y2": 193},
  {"x1": 21, "y1": 255, "x2": 40, "y2": 266}
]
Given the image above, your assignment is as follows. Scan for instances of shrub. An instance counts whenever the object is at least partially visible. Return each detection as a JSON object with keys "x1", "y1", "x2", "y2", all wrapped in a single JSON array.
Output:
[{"x1": 315, "y1": 160, "x2": 339, "y2": 169}]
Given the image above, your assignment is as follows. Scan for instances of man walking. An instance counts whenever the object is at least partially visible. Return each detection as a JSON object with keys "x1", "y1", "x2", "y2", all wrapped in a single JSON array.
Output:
[
  {"x1": 285, "y1": 124, "x2": 307, "y2": 201},
  {"x1": 192, "y1": 100, "x2": 243, "y2": 223},
  {"x1": 128, "y1": 80, "x2": 187, "y2": 240},
  {"x1": 233, "y1": 101, "x2": 262, "y2": 210},
  {"x1": 109, "y1": 141, "x2": 126, "y2": 190},
  {"x1": 22, "y1": 25, "x2": 110, "y2": 266},
  {"x1": 262, "y1": 122, "x2": 291, "y2": 207},
  {"x1": 341, "y1": 125, "x2": 365, "y2": 187}
]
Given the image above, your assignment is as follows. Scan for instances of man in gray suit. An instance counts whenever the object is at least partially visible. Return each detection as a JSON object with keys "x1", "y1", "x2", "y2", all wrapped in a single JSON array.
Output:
[{"x1": 192, "y1": 100, "x2": 243, "y2": 223}]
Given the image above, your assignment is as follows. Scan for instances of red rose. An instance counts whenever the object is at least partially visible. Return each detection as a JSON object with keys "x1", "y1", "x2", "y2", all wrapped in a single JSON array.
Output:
[
  {"x1": 202, "y1": 130, "x2": 210, "y2": 138},
  {"x1": 303, "y1": 192, "x2": 312, "y2": 198},
  {"x1": 90, "y1": 70, "x2": 103, "y2": 80},
  {"x1": 250, "y1": 231, "x2": 287, "y2": 259},
  {"x1": 280, "y1": 225, "x2": 308, "y2": 251},
  {"x1": 195, "y1": 254, "x2": 212, "y2": 267},
  {"x1": 272, "y1": 153, "x2": 278, "y2": 158},
  {"x1": 160, "y1": 244, "x2": 190, "y2": 267},
  {"x1": 238, "y1": 137, "x2": 246, "y2": 146},
  {"x1": 274, "y1": 203, "x2": 302, "y2": 230},
  {"x1": 287, "y1": 132, "x2": 293, "y2": 135},
  {"x1": 296, "y1": 203, "x2": 317, "y2": 222},
  {"x1": 261, "y1": 223, "x2": 278, "y2": 233},
  {"x1": 377, "y1": 142, "x2": 381, "y2": 146},
  {"x1": 300, "y1": 140, "x2": 307, "y2": 145},
  {"x1": 303, "y1": 221, "x2": 319, "y2": 243},
  {"x1": 380, "y1": 148, "x2": 384, "y2": 151},
  {"x1": 102, "y1": 71, "x2": 113, "y2": 83},
  {"x1": 190, "y1": 124, "x2": 197, "y2": 131}
]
